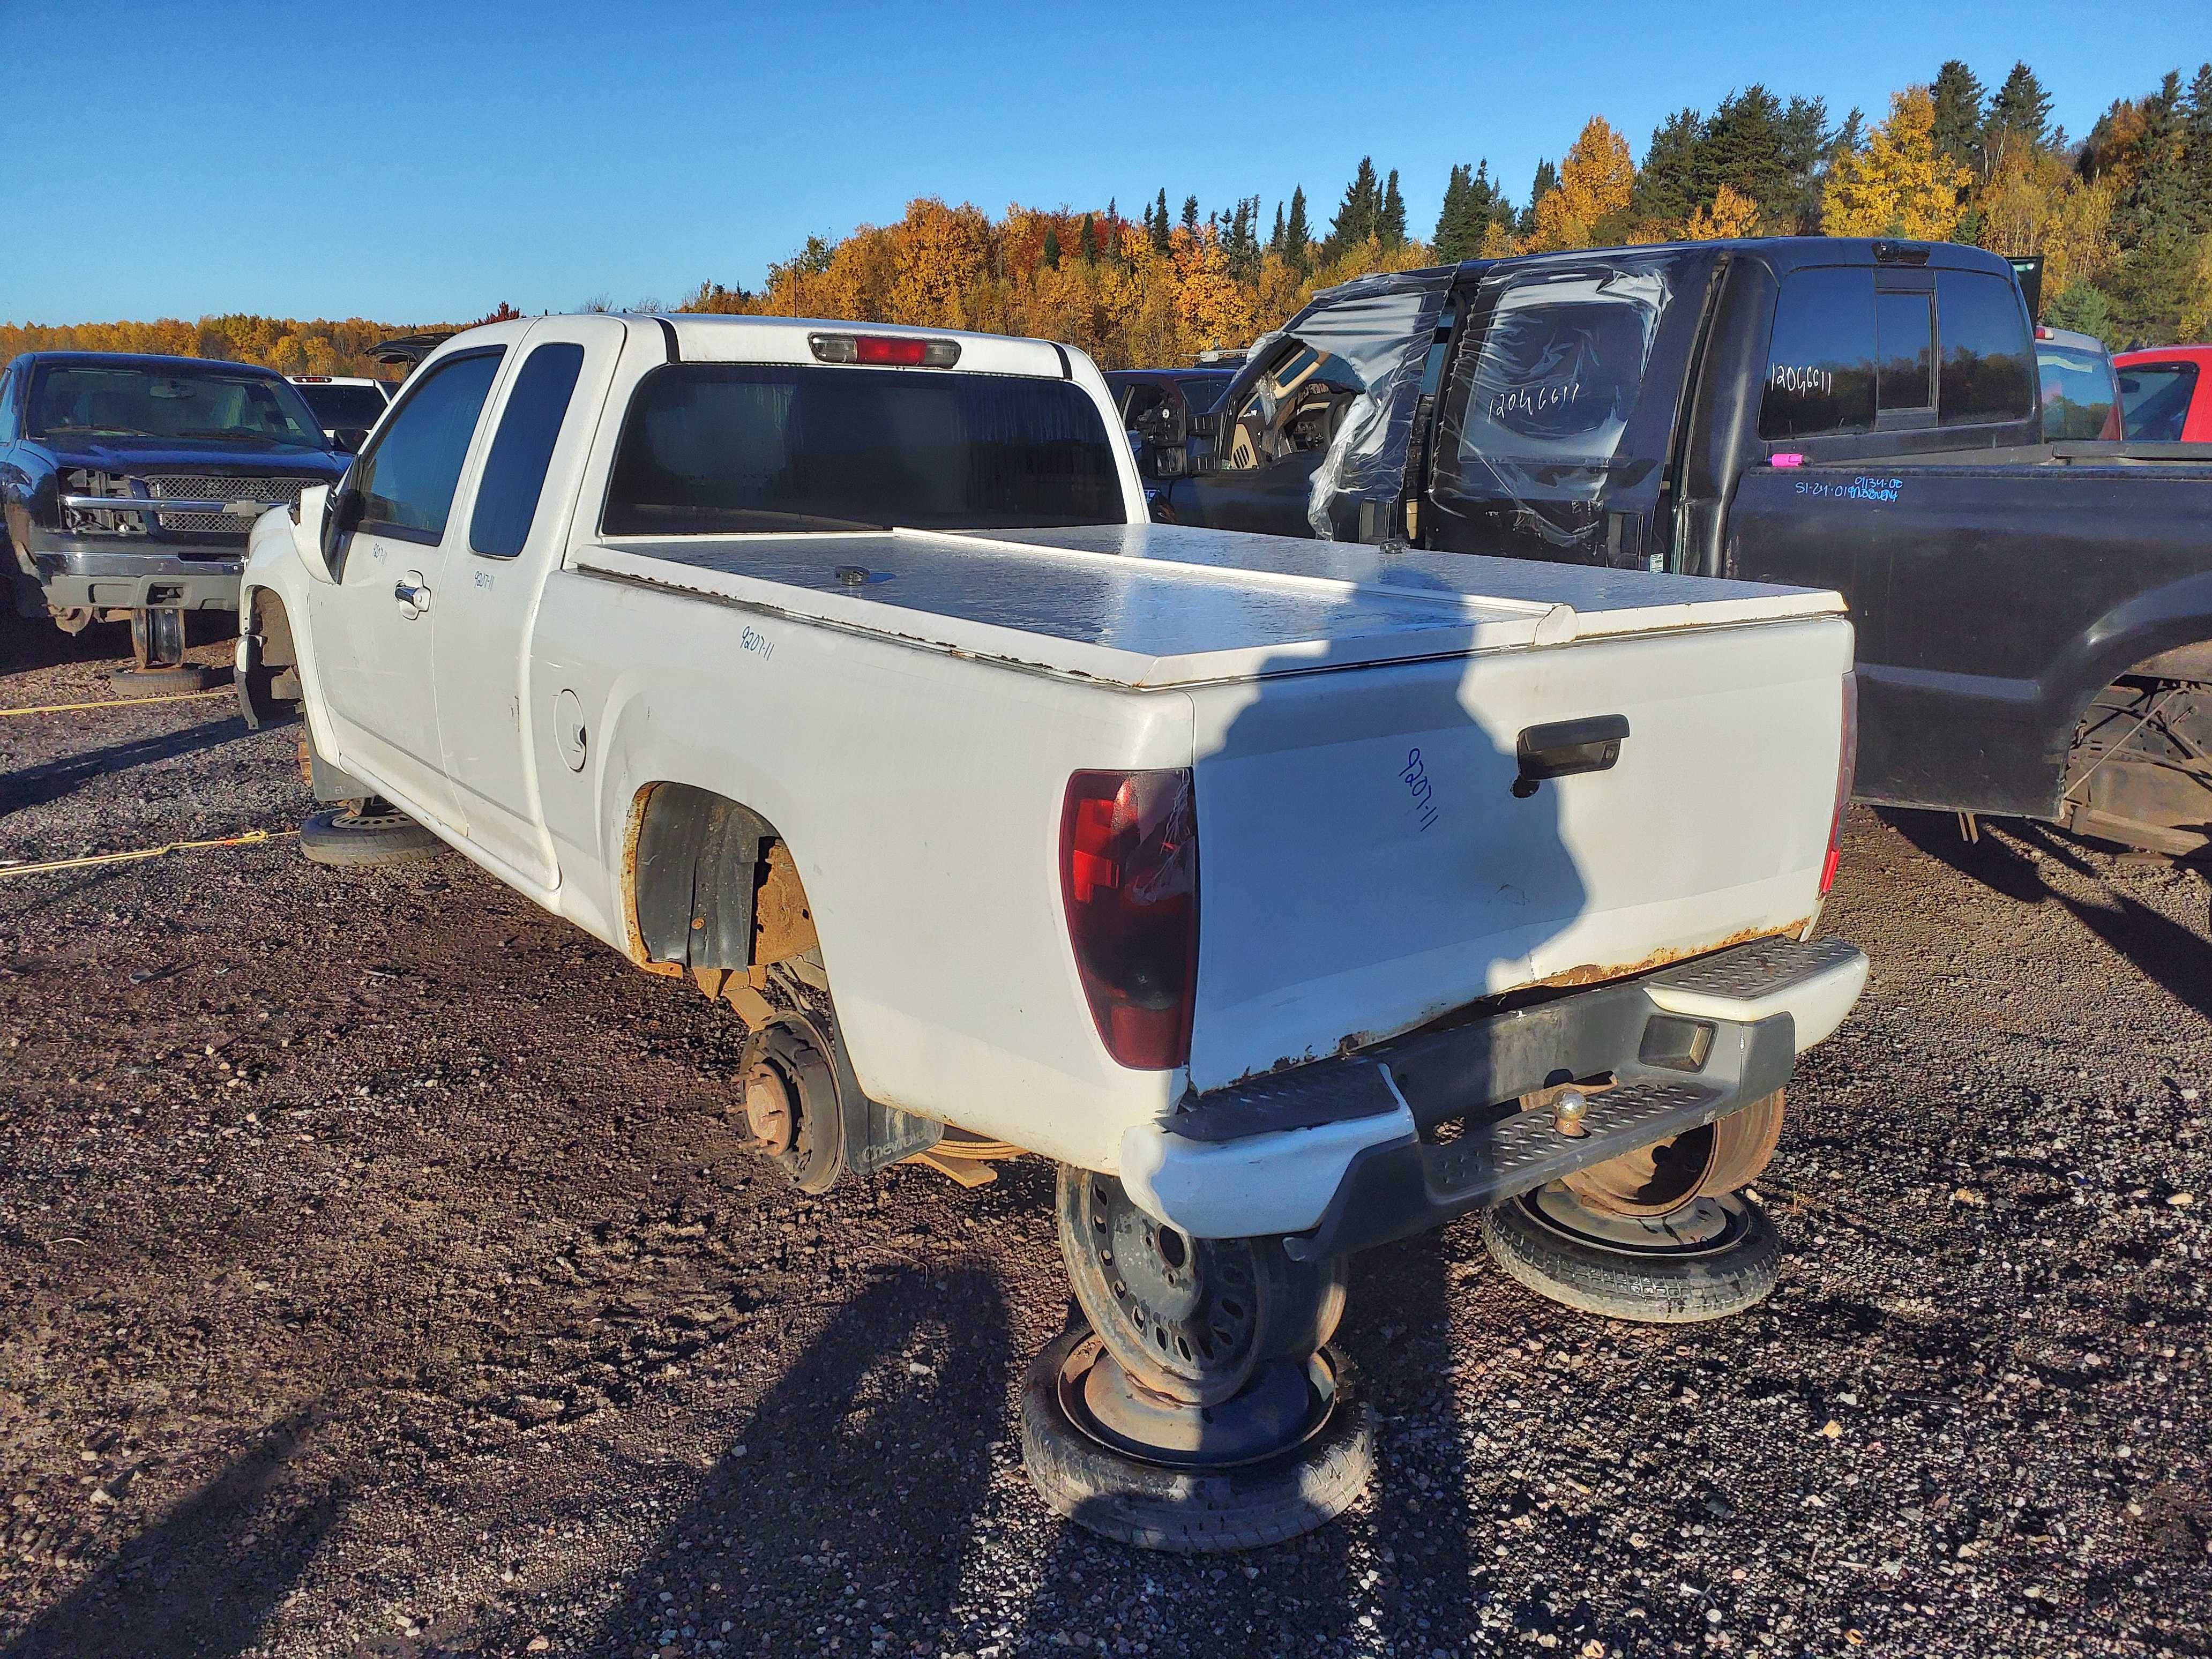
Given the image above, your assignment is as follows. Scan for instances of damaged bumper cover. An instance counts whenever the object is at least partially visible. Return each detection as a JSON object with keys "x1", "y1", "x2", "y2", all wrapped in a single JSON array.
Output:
[
  {"x1": 19, "y1": 528, "x2": 246, "y2": 612},
  {"x1": 1119, "y1": 935, "x2": 1867, "y2": 1252}
]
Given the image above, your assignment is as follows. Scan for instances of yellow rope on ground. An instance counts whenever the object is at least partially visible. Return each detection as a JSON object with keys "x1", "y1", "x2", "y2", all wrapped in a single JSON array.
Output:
[
  {"x1": 0, "y1": 687, "x2": 233, "y2": 718},
  {"x1": 0, "y1": 827, "x2": 296, "y2": 881}
]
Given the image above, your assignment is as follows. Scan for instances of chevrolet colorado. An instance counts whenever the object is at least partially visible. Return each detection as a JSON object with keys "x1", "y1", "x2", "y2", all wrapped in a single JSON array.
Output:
[{"x1": 238, "y1": 311, "x2": 1866, "y2": 1551}]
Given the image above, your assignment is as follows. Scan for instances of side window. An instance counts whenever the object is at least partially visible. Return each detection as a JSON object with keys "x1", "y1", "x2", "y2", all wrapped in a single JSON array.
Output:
[
  {"x1": 354, "y1": 349, "x2": 505, "y2": 544},
  {"x1": 2119, "y1": 362, "x2": 2199, "y2": 443},
  {"x1": 1936, "y1": 271, "x2": 2035, "y2": 427},
  {"x1": 469, "y1": 342, "x2": 586, "y2": 558},
  {"x1": 0, "y1": 369, "x2": 15, "y2": 442},
  {"x1": 1759, "y1": 268, "x2": 1877, "y2": 438},
  {"x1": 1875, "y1": 290, "x2": 1934, "y2": 413},
  {"x1": 1120, "y1": 382, "x2": 1169, "y2": 430}
]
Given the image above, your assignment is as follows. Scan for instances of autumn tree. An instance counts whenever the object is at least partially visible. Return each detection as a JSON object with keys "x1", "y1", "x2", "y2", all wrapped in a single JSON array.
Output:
[
  {"x1": 1685, "y1": 183, "x2": 1762, "y2": 240},
  {"x1": 1528, "y1": 117, "x2": 1635, "y2": 251},
  {"x1": 1820, "y1": 87, "x2": 1969, "y2": 240}
]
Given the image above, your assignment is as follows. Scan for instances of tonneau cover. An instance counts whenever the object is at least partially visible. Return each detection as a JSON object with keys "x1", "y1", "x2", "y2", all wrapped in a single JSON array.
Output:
[{"x1": 573, "y1": 522, "x2": 1841, "y2": 690}]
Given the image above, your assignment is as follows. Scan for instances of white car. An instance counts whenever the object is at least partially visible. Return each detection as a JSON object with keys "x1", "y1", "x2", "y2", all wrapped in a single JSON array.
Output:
[
  {"x1": 286, "y1": 373, "x2": 398, "y2": 447},
  {"x1": 238, "y1": 311, "x2": 1866, "y2": 1550}
]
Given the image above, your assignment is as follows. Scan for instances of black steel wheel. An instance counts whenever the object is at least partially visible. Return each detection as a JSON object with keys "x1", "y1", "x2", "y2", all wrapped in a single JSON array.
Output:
[
  {"x1": 1481, "y1": 1183, "x2": 1781, "y2": 1324},
  {"x1": 299, "y1": 800, "x2": 445, "y2": 868},
  {"x1": 1056, "y1": 1166, "x2": 1346, "y2": 1407},
  {"x1": 1019, "y1": 1329, "x2": 1373, "y2": 1554}
]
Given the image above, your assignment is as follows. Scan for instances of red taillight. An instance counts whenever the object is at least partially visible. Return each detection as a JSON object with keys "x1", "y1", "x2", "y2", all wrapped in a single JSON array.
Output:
[
  {"x1": 1820, "y1": 672, "x2": 1858, "y2": 895},
  {"x1": 1060, "y1": 769, "x2": 1199, "y2": 1070}
]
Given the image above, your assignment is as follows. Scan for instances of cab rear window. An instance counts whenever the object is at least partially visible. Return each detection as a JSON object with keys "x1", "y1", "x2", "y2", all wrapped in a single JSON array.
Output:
[{"x1": 603, "y1": 364, "x2": 1126, "y2": 535}]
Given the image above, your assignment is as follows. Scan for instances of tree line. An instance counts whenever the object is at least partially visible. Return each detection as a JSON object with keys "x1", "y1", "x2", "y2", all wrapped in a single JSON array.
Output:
[{"x1": 6, "y1": 56, "x2": 2208, "y2": 375}]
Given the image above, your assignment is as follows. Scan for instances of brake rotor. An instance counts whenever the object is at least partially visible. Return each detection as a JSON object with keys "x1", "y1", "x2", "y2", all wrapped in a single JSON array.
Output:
[
  {"x1": 736, "y1": 1015, "x2": 845, "y2": 1194},
  {"x1": 1561, "y1": 1088, "x2": 1785, "y2": 1217}
]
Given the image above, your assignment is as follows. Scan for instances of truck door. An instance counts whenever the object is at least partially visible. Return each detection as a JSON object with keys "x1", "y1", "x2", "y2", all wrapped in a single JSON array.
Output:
[
  {"x1": 429, "y1": 316, "x2": 626, "y2": 892},
  {"x1": 307, "y1": 346, "x2": 507, "y2": 832},
  {"x1": 1171, "y1": 274, "x2": 1448, "y2": 540},
  {"x1": 1424, "y1": 250, "x2": 1713, "y2": 568}
]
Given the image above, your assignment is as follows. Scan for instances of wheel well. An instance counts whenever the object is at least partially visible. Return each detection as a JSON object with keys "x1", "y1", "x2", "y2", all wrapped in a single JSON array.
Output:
[
  {"x1": 624, "y1": 782, "x2": 817, "y2": 978},
  {"x1": 246, "y1": 587, "x2": 299, "y2": 668},
  {"x1": 2058, "y1": 648, "x2": 2212, "y2": 854}
]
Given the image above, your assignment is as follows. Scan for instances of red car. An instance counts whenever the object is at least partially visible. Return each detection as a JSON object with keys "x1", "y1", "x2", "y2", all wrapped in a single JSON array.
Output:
[{"x1": 2115, "y1": 343, "x2": 2212, "y2": 442}]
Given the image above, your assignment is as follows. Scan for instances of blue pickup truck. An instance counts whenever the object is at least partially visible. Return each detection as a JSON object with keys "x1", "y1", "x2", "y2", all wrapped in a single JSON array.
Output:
[{"x1": 0, "y1": 352, "x2": 347, "y2": 673}]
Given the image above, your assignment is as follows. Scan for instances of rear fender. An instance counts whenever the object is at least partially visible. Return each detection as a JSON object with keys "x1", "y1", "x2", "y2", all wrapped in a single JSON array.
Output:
[{"x1": 2033, "y1": 570, "x2": 2212, "y2": 815}]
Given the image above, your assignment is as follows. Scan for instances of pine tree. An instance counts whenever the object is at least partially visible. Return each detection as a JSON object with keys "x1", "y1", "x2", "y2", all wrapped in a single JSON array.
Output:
[
  {"x1": 1041, "y1": 225, "x2": 1060, "y2": 270},
  {"x1": 2184, "y1": 62, "x2": 2212, "y2": 234},
  {"x1": 2117, "y1": 71, "x2": 2189, "y2": 246},
  {"x1": 1152, "y1": 189, "x2": 1171, "y2": 252},
  {"x1": 1519, "y1": 159, "x2": 1558, "y2": 236},
  {"x1": 1697, "y1": 86, "x2": 1796, "y2": 223},
  {"x1": 1433, "y1": 163, "x2": 1474, "y2": 258},
  {"x1": 1930, "y1": 60, "x2": 1985, "y2": 173},
  {"x1": 1325, "y1": 158, "x2": 1381, "y2": 258},
  {"x1": 1983, "y1": 62, "x2": 2056, "y2": 174},
  {"x1": 1632, "y1": 108, "x2": 1705, "y2": 228},
  {"x1": 1181, "y1": 195, "x2": 1200, "y2": 235},
  {"x1": 1378, "y1": 169, "x2": 1407, "y2": 249},
  {"x1": 1775, "y1": 95, "x2": 1834, "y2": 230},
  {"x1": 1285, "y1": 185, "x2": 1312, "y2": 269},
  {"x1": 1078, "y1": 211, "x2": 1096, "y2": 265},
  {"x1": 1269, "y1": 201, "x2": 1286, "y2": 253}
]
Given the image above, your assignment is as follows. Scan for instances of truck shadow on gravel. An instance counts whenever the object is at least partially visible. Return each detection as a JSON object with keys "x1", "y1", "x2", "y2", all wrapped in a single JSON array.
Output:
[
  {"x1": 0, "y1": 717, "x2": 249, "y2": 817},
  {"x1": 566, "y1": 1265, "x2": 1014, "y2": 1656},
  {"x1": 1879, "y1": 809, "x2": 2212, "y2": 1021},
  {"x1": 0, "y1": 1411, "x2": 344, "y2": 1659}
]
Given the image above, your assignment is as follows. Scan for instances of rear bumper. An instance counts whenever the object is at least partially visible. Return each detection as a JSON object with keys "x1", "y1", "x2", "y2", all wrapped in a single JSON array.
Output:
[{"x1": 1119, "y1": 935, "x2": 1867, "y2": 1250}]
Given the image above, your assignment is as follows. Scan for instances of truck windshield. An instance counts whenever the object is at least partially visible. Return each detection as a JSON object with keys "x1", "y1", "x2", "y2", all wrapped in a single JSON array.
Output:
[
  {"x1": 603, "y1": 364, "x2": 1127, "y2": 534},
  {"x1": 2038, "y1": 343, "x2": 2120, "y2": 440},
  {"x1": 28, "y1": 362, "x2": 328, "y2": 450}
]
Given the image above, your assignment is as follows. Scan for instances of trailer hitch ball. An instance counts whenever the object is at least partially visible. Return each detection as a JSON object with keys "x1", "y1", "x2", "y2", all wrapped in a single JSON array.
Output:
[
  {"x1": 743, "y1": 1058, "x2": 797, "y2": 1154},
  {"x1": 1552, "y1": 1087, "x2": 1589, "y2": 1138}
]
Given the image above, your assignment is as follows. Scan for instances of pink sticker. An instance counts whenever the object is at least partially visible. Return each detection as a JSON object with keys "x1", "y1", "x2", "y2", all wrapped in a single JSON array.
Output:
[{"x1": 1770, "y1": 452, "x2": 1806, "y2": 468}]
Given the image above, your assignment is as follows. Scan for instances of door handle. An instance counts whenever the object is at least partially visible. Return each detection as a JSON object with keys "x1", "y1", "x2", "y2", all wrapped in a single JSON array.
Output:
[{"x1": 394, "y1": 574, "x2": 430, "y2": 617}]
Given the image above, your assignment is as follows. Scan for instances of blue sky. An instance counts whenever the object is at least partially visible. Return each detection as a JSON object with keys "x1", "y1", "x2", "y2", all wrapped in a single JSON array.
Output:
[{"x1": 9, "y1": 0, "x2": 2206, "y2": 325}]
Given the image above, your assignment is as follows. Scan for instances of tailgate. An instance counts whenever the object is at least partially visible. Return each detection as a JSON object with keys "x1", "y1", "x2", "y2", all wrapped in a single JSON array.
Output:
[{"x1": 1184, "y1": 612, "x2": 1852, "y2": 1092}]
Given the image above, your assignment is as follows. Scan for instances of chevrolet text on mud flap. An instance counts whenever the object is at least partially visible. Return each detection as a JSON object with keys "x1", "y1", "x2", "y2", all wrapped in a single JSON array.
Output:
[{"x1": 236, "y1": 311, "x2": 1866, "y2": 1552}]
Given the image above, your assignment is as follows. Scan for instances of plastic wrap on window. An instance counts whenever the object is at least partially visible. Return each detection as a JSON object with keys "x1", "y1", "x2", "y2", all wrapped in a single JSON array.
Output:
[
  {"x1": 1431, "y1": 257, "x2": 1676, "y2": 559},
  {"x1": 1284, "y1": 276, "x2": 1448, "y2": 540}
]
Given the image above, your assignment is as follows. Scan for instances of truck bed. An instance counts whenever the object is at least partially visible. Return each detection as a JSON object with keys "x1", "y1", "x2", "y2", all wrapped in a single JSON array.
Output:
[{"x1": 574, "y1": 522, "x2": 1842, "y2": 689}]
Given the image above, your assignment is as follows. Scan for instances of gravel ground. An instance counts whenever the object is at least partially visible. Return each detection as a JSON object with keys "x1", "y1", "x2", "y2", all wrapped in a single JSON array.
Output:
[{"x1": 0, "y1": 621, "x2": 2207, "y2": 1659}]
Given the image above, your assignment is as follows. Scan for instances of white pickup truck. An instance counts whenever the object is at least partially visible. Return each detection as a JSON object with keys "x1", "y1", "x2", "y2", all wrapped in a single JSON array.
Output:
[{"x1": 237, "y1": 311, "x2": 1866, "y2": 1551}]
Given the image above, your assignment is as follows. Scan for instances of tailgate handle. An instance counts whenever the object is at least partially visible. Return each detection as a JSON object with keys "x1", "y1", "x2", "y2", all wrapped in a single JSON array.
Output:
[{"x1": 1513, "y1": 715, "x2": 1630, "y2": 798}]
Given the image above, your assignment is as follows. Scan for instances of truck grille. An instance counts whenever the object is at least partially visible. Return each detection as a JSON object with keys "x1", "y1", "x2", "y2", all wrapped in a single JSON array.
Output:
[{"x1": 142, "y1": 474, "x2": 309, "y2": 534}]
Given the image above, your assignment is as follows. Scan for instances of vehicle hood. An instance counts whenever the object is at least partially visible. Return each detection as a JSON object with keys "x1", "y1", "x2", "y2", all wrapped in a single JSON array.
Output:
[{"x1": 28, "y1": 436, "x2": 347, "y2": 479}]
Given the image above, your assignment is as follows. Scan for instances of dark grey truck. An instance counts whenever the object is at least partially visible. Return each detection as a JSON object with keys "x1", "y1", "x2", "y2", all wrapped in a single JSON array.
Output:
[
  {"x1": 1144, "y1": 239, "x2": 2212, "y2": 856},
  {"x1": 0, "y1": 353, "x2": 347, "y2": 672}
]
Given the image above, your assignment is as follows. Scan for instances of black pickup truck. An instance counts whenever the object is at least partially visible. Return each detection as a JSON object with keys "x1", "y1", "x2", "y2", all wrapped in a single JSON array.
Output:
[
  {"x1": 0, "y1": 352, "x2": 346, "y2": 672},
  {"x1": 1137, "y1": 240, "x2": 2212, "y2": 856}
]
